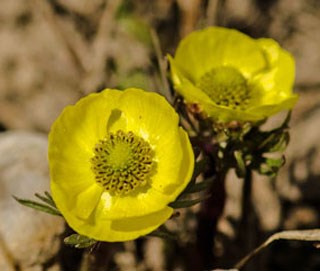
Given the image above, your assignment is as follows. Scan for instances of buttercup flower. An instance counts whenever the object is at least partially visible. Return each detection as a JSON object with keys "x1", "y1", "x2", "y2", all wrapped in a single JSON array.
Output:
[
  {"x1": 168, "y1": 26, "x2": 298, "y2": 122},
  {"x1": 49, "y1": 88, "x2": 194, "y2": 242}
]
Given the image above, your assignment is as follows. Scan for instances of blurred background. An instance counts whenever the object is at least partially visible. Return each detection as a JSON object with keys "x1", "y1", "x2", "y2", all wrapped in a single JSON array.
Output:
[{"x1": 0, "y1": 0, "x2": 320, "y2": 270}]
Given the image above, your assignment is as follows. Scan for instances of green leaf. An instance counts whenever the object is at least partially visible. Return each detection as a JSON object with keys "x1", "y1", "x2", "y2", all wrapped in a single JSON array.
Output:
[
  {"x1": 35, "y1": 191, "x2": 57, "y2": 208},
  {"x1": 178, "y1": 159, "x2": 209, "y2": 197},
  {"x1": 169, "y1": 195, "x2": 210, "y2": 209},
  {"x1": 192, "y1": 159, "x2": 207, "y2": 179},
  {"x1": 183, "y1": 178, "x2": 214, "y2": 194},
  {"x1": 64, "y1": 234, "x2": 97, "y2": 249},
  {"x1": 148, "y1": 226, "x2": 177, "y2": 240},
  {"x1": 13, "y1": 196, "x2": 62, "y2": 216}
]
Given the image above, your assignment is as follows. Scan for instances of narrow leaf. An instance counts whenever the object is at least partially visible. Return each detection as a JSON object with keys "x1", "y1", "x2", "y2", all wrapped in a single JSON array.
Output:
[
  {"x1": 44, "y1": 191, "x2": 54, "y2": 201},
  {"x1": 169, "y1": 195, "x2": 210, "y2": 209},
  {"x1": 35, "y1": 192, "x2": 56, "y2": 208},
  {"x1": 44, "y1": 191, "x2": 58, "y2": 207},
  {"x1": 64, "y1": 234, "x2": 97, "y2": 249},
  {"x1": 179, "y1": 159, "x2": 209, "y2": 197},
  {"x1": 192, "y1": 159, "x2": 207, "y2": 179},
  {"x1": 148, "y1": 228, "x2": 177, "y2": 240},
  {"x1": 183, "y1": 178, "x2": 214, "y2": 194},
  {"x1": 13, "y1": 196, "x2": 62, "y2": 216}
]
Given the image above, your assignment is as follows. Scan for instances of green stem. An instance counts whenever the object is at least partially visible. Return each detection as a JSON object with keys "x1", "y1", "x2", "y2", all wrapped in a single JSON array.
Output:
[
  {"x1": 150, "y1": 28, "x2": 172, "y2": 103},
  {"x1": 237, "y1": 169, "x2": 257, "y2": 270},
  {"x1": 196, "y1": 166, "x2": 227, "y2": 270},
  {"x1": 241, "y1": 169, "x2": 252, "y2": 229}
]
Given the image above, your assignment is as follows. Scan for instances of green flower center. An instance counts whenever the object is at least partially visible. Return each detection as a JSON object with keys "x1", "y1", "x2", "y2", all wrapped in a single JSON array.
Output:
[
  {"x1": 197, "y1": 66, "x2": 251, "y2": 109},
  {"x1": 91, "y1": 130, "x2": 155, "y2": 196}
]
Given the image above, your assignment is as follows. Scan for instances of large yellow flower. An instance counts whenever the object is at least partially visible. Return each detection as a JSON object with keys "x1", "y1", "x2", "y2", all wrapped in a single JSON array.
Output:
[
  {"x1": 49, "y1": 88, "x2": 194, "y2": 242},
  {"x1": 168, "y1": 26, "x2": 298, "y2": 122}
]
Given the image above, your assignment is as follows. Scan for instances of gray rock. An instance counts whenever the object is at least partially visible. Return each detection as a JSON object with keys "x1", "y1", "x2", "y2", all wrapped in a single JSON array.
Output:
[{"x1": 0, "y1": 131, "x2": 64, "y2": 271}]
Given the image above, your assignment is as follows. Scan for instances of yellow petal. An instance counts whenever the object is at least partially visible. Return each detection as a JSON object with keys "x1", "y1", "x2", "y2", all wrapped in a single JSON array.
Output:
[
  {"x1": 75, "y1": 184, "x2": 104, "y2": 219},
  {"x1": 173, "y1": 27, "x2": 267, "y2": 83},
  {"x1": 67, "y1": 205, "x2": 173, "y2": 242},
  {"x1": 117, "y1": 88, "x2": 179, "y2": 143},
  {"x1": 168, "y1": 55, "x2": 213, "y2": 105},
  {"x1": 250, "y1": 38, "x2": 295, "y2": 102},
  {"x1": 247, "y1": 95, "x2": 299, "y2": 117}
]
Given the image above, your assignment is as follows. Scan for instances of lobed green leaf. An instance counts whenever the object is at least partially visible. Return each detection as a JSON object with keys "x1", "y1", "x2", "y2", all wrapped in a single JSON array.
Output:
[
  {"x1": 13, "y1": 195, "x2": 62, "y2": 216},
  {"x1": 64, "y1": 234, "x2": 97, "y2": 249}
]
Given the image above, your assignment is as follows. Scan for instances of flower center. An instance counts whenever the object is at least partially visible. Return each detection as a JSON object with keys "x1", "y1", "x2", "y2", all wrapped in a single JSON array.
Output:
[
  {"x1": 91, "y1": 130, "x2": 155, "y2": 196},
  {"x1": 197, "y1": 66, "x2": 251, "y2": 109}
]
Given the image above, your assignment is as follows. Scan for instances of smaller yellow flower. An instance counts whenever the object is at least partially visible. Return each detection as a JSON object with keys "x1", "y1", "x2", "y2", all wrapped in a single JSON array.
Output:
[
  {"x1": 168, "y1": 27, "x2": 298, "y2": 123},
  {"x1": 49, "y1": 88, "x2": 194, "y2": 242}
]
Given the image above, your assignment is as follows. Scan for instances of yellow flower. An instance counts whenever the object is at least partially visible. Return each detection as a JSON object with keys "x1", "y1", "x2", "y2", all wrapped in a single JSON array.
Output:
[
  {"x1": 168, "y1": 26, "x2": 298, "y2": 123},
  {"x1": 49, "y1": 88, "x2": 194, "y2": 242}
]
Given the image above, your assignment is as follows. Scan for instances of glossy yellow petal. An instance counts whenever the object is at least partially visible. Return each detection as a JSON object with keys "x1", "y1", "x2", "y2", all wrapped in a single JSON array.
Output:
[
  {"x1": 201, "y1": 102, "x2": 263, "y2": 122},
  {"x1": 168, "y1": 55, "x2": 213, "y2": 105},
  {"x1": 247, "y1": 95, "x2": 299, "y2": 117},
  {"x1": 94, "y1": 189, "x2": 170, "y2": 220},
  {"x1": 116, "y1": 88, "x2": 179, "y2": 143},
  {"x1": 66, "y1": 205, "x2": 173, "y2": 242},
  {"x1": 250, "y1": 38, "x2": 295, "y2": 103},
  {"x1": 173, "y1": 27, "x2": 266, "y2": 83},
  {"x1": 49, "y1": 91, "x2": 122, "y2": 159},
  {"x1": 157, "y1": 127, "x2": 195, "y2": 196},
  {"x1": 75, "y1": 184, "x2": 104, "y2": 219}
]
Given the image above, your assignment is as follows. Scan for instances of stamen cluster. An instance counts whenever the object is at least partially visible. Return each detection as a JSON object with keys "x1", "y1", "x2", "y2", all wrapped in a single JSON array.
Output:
[
  {"x1": 197, "y1": 66, "x2": 251, "y2": 109},
  {"x1": 91, "y1": 130, "x2": 155, "y2": 195}
]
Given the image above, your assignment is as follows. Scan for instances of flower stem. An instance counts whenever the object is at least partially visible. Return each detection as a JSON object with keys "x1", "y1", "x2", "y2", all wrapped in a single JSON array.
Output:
[
  {"x1": 196, "y1": 164, "x2": 227, "y2": 270},
  {"x1": 241, "y1": 169, "x2": 253, "y2": 231},
  {"x1": 236, "y1": 169, "x2": 258, "y2": 270}
]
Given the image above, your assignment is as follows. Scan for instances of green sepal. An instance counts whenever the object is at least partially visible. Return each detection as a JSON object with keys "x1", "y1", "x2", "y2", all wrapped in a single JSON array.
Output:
[
  {"x1": 234, "y1": 150, "x2": 246, "y2": 178},
  {"x1": 258, "y1": 130, "x2": 290, "y2": 153},
  {"x1": 13, "y1": 194, "x2": 62, "y2": 216},
  {"x1": 258, "y1": 156, "x2": 285, "y2": 177},
  {"x1": 64, "y1": 234, "x2": 97, "y2": 249}
]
